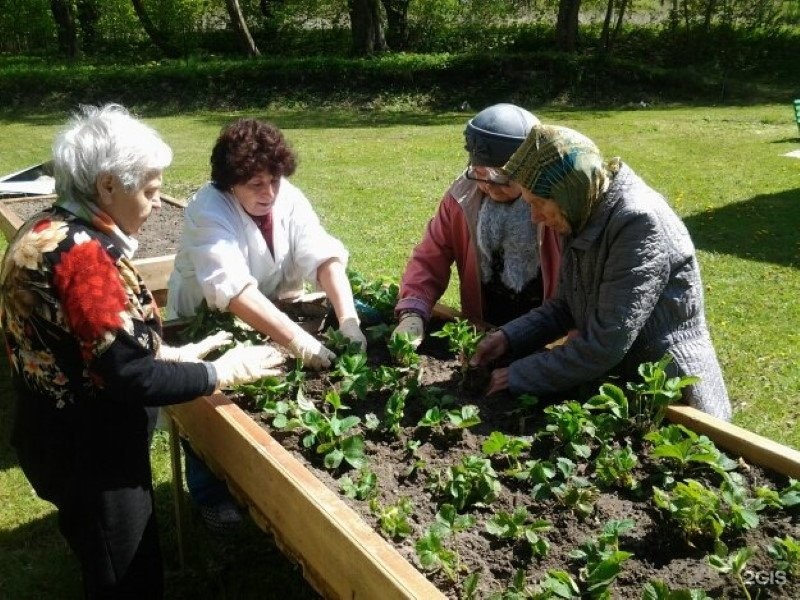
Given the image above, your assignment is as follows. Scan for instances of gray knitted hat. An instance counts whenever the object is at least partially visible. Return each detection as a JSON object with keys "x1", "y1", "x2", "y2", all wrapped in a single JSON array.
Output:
[{"x1": 464, "y1": 103, "x2": 540, "y2": 167}]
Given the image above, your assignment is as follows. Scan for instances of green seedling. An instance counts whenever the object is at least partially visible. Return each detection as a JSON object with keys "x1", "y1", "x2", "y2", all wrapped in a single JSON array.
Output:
[
  {"x1": 370, "y1": 496, "x2": 414, "y2": 539},
  {"x1": 543, "y1": 401, "x2": 596, "y2": 460},
  {"x1": 641, "y1": 580, "x2": 712, "y2": 599},
  {"x1": 322, "y1": 326, "x2": 364, "y2": 356},
  {"x1": 707, "y1": 545, "x2": 756, "y2": 600},
  {"x1": 645, "y1": 424, "x2": 737, "y2": 484},
  {"x1": 334, "y1": 352, "x2": 372, "y2": 400},
  {"x1": 515, "y1": 458, "x2": 558, "y2": 501},
  {"x1": 568, "y1": 519, "x2": 634, "y2": 598},
  {"x1": 339, "y1": 467, "x2": 378, "y2": 501},
  {"x1": 767, "y1": 535, "x2": 800, "y2": 576},
  {"x1": 482, "y1": 431, "x2": 532, "y2": 475},
  {"x1": 593, "y1": 444, "x2": 639, "y2": 491},
  {"x1": 485, "y1": 506, "x2": 551, "y2": 558},
  {"x1": 346, "y1": 268, "x2": 399, "y2": 323},
  {"x1": 552, "y1": 474, "x2": 599, "y2": 519},
  {"x1": 432, "y1": 455, "x2": 501, "y2": 511},
  {"x1": 383, "y1": 388, "x2": 408, "y2": 435},
  {"x1": 298, "y1": 389, "x2": 365, "y2": 470},
  {"x1": 430, "y1": 318, "x2": 484, "y2": 379},
  {"x1": 627, "y1": 354, "x2": 699, "y2": 432},
  {"x1": 179, "y1": 299, "x2": 265, "y2": 346},
  {"x1": 387, "y1": 332, "x2": 421, "y2": 369}
]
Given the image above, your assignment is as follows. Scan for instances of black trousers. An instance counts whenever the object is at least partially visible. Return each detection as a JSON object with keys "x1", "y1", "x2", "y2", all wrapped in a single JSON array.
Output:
[{"x1": 14, "y1": 402, "x2": 164, "y2": 599}]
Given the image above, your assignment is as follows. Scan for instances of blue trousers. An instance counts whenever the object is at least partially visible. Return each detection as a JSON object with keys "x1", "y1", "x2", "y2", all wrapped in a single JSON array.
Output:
[{"x1": 181, "y1": 438, "x2": 235, "y2": 507}]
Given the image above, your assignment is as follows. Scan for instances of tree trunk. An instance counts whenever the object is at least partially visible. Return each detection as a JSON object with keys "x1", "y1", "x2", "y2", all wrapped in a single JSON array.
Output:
[
  {"x1": 611, "y1": 0, "x2": 628, "y2": 43},
  {"x1": 600, "y1": 0, "x2": 614, "y2": 53},
  {"x1": 555, "y1": 0, "x2": 582, "y2": 53},
  {"x1": 225, "y1": 0, "x2": 261, "y2": 57},
  {"x1": 130, "y1": 0, "x2": 180, "y2": 58},
  {"x1": 76, "y1": 0, "x2": 100, "y2": 53},
  {"x1": 702, "y1": 0, "x2": 717, "y2": 31},
  {"x1": 348, "y1": 0, "x2": 387, "y2": 56},
  {"x1": 381, "y1": 0, "x2": 409, "y2": 51},
  {"x1": 50, "y1": 0, "x2": 79, "y2": 58}
]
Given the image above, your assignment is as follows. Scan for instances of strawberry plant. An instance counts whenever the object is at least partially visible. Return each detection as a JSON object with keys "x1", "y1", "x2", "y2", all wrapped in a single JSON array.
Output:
[
  {"x1": 482, "y1": 431, "x2": 532, "y2": 475},
  {"x1": 294, "y1": 389, "x2": 365, "y2": 470},
  {"x1": 593, "y1": 443, "x2": 639, "y2": 491},
  {"x1": 370, "y1": 496, "x2": 414, "y2": 539},
  {"x1": 339, "y1": 467, "x2": 378, "y2": 501},
  {"x1": 334, "y1": 352, "x2": 372, "y2": 400},
  {"x1": 387, "y1": 332, "x2": 421, "y2": 369},
  {"x1": 707, "y1": 545, "x2": 756, "y2": 600},
  {"x1": 323, "y1": 326, "x2": 364, "y2": 356},
  {"x1": 415, "y1": 504, "x2": 475, "y2": 582},
  {"x1": 767, "y1": 535, "x2": 800, "y2": 576},
  {"x1": 431, "y1": 455, "x2": 501, "y2": 512},
  {"x1": 346, "y1": 267, "x2": 399, "y2": 323},
  {"x1": 430, "y1": 318, "x2": 484, "y2": 385},
  {"x1": 485, "y1": 506, "x2": 551, "y2": 558},
  {"x1": 627, "y1": 354, "x2": 699, "y2": 432},
  {"x1": 641, "y1": 580, "x2": 712, "y2": 599}
]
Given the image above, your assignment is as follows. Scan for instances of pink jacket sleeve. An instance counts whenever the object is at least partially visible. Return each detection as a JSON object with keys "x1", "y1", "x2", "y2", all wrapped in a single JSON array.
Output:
[{"x1": 396, "y1": 193, "x2": 463, "y2": 320}]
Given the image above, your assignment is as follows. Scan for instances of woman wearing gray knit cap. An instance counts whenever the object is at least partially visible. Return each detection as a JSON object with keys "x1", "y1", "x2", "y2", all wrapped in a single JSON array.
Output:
[
  {"x1": 393, "y1": 103, "x2": 562, "y2": 344},
  {"x1": 471, "y1": 124, "x2": 732, "y2": 421}
]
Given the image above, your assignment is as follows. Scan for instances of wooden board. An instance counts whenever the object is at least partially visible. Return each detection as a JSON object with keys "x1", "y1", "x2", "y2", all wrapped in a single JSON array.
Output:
[{"x1": 167, "y1": 395, "x2": 445, "y2": 600}]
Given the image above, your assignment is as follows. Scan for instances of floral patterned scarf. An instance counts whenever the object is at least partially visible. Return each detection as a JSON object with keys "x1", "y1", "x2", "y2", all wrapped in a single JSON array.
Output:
[{"x1": 54, "y1": 194, "x2": 139, "y2": 259}]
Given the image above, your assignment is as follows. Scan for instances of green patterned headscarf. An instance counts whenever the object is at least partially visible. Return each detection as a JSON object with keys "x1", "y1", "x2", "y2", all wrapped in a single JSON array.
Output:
[{"x1": 504, "y1": 124, "x2": 617, "y2": 233}]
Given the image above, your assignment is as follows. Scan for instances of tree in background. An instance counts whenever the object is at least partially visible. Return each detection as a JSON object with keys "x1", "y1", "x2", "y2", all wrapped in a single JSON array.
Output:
[
  {"x1": 226, "y1": 0, "x2": 261, "y2": 56},
  {"x1": 381, "y1": 0, "x2": 409, "y2": 50},
  {"x1": 555, "y1": 0, "x2": 581, "y2": 52},
  {"x1": 131, "y1": 0, "x2": 181, "y2": 57},
  {"x1": 49, "y1": 0, "x2": 79, "y2": 57},
  {"x1": 348, "y1": 0, "x2": 386, "y2": 55}
]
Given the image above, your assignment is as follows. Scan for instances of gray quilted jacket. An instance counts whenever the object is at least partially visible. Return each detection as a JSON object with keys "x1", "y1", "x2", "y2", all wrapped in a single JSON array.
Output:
[{"x1": 502, "y1": 163, "x2": 732, "y2": 420}]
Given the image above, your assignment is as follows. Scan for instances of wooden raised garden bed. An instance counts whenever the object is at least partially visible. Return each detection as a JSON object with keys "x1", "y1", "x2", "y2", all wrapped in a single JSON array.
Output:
[
  {"x1": 164, "y1": 308, "x2": 800, "y2": 600},
  {"x1": 0, "y1": 193, "x2": 185, "y2": 306}
]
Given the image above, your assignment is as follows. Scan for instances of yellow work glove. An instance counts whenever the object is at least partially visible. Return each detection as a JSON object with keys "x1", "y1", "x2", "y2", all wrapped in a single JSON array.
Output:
[
  {"x1": 286, "y1": 328, "x2": 336, "y2": 370},
  {"x1": 391, "y1": 312, "x2": 424, "y2": 348},
  {"x1": 338, "y1": 317, "x2": 367, "y2": 353},
  {"x1": 159, "y1": 331, "x2": 233, "y2": 362},
  {"x1": 211, "y1": 344, "x2": 284, "y2": 389}
]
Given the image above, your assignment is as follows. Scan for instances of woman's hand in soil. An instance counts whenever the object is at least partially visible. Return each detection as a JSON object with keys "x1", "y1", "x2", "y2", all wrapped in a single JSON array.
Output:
[
  {"x1": 338, "y1": 317, "x2": 367, "y2": 352},
  {"x1": 486, "y1": 367, "x2": 510, "y2": 395},
  {"x1": 287, "y1": 328, "x2": 336, "y2": 370},
  {"x1": 159, "y1": 331, "x2": 233, "y2": 362},
  {"x1": 470, "y1": 329, "x2": 509, "y2": 367},
  {"x1": 392, "y1": 313, "x2": 424, "y2": 348},
  {"x1": 212, "y1": 343, "x2": 284, "y2": 388}
]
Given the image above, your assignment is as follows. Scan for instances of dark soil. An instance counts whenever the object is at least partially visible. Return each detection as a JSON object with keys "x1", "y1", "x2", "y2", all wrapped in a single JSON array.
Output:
[
  {"x1": 227, "y1": 324, "x2": 800, "y2": 600},
  {"x1": 1, "y1": 196, "x2": 184, "y2": 259}
]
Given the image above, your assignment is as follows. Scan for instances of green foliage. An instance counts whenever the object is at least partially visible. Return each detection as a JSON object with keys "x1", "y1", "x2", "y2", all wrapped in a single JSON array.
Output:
[
  {"x1": 485, "y1": 507, "x2": 551, "y2": 558},
  {"x1": 431, "y1": 318, "x2": 484, "y2": 370},
  {"x1": 294, "y1": 389, "x2": 365, "y2": 470},
  {"x1": 482, "y1": 431, "x2": 532, "y2": 474},
  {"x1": 767, "y1": 535, "x2": 800, "y2": 576},
  {"x1": 568, "y1": 519, "x2": 634, "y2": 598},
  {"x1": 387, "y1": 332, "x2": 421, "y2": 369},
  {"x1": 627, "y1": 355, "x2": 699, "y2": 431},
  {"x1": 432, "y1": 455, "x2": 501, "y2": 512},
  {"x1": 383, "y1": 388, "x2": 408, "y2": 435},
  {"x1": 323, "y1": 326, "x2": 364, "y2": 356},
  {"x1": 370, "y1": 496, "x2": 414, "y2": 539},
  {"x1": 346, "y1": 268, "x2": 399, "y2": 323},
  {"x1": 334, "y1": 352, "x2": 372, "y2": 400},
  {"x1": 707, "y1": 545, "x2": 756, "y2": 600},
  {"x1": 641, "y1": 580, "x2": 712, "y2": 599},
  {"x1": 339, "y1": 467, "x2": 378, "y2": 501},
  {"x1": 543, "y1": 401, "x2": 596, "y2": 459},
  {"x1": 593, "y1": 444, "x2": 639, "y2": 491},
  {"x1": 644, "y1": 424, "x2": 738, "y2": 483},
  {"x1": 179, "y1": 299, "x2": 264, "y2": 345}
]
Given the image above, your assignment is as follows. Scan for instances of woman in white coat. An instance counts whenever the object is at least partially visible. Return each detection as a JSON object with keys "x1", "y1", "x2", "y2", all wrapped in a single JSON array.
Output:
[
  {"x1": 167, "y1": 118, "x2": 366, "y2": 368},
  {"x1": 167, "y1": 118, "x2": 366, "y2": 531}
]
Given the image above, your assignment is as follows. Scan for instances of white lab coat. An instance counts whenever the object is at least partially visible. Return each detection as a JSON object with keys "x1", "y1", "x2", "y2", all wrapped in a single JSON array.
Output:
[{"x1": 166, "y1": 179, "x2": 347, "y2": 318}]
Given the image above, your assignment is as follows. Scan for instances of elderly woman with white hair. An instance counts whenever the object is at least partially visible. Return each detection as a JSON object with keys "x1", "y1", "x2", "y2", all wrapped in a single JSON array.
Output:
[{"x1": 0, "y1": 104, "x2": 282, "y2": 598}]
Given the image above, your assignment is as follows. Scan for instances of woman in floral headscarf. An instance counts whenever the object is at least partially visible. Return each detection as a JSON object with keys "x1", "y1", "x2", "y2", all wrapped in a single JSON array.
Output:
[
  {"x1": 471, "y1": 124, "x2": 732, "y2": 421},
  {"x1": 0, "y1": 104, "x2": 282, "y2": 598}
]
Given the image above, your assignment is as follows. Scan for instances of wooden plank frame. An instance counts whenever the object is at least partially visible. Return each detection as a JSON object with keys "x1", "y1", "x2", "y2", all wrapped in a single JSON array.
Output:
[
  {"x1": 0, "y1": 193, "x2": 185, "y2": 305},
  {"x1": 164, "y1": 307, "x2": 800, "y2": 600}
]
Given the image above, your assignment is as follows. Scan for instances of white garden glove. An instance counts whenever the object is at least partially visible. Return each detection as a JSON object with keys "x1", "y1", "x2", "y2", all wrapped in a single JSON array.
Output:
[
  {"x1": 159, "y1": 331, "x2": 233, "y2": 362},
  {"x1": 211, "y1": 343, "x2": 284, "y2": 389},
  {"x1": 338, "y1": 317, "x2": 367, "y2": 352},
  {"x1": 392, "y1": 312, "x2": 425, "y2": 348},
  {"x1": 286, "y1": 328, "x2": 336, "y2": 370}
]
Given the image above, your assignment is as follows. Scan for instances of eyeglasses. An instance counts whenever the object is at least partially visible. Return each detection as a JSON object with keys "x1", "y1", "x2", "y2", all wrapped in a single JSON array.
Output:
[{"x1": 465, "y1": 165, "x2": 511, "y2": 186}]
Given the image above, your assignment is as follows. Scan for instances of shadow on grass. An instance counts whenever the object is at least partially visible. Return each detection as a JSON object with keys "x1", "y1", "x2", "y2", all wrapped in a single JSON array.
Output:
[
  {"x1": 684, "y1": 188, "x2": 800, "y2": 269},
  {"x1": 0, "y1": 477, "x2": 319, "y2": 599}
]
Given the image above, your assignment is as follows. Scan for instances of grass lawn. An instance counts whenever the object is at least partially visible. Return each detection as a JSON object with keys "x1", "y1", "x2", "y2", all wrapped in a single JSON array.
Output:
[{"x1": 1, "y1": 103, "x2": 798, "y2": 597}]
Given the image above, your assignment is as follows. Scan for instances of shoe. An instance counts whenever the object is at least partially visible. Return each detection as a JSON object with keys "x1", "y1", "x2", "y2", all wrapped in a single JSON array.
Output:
[{"x1": 197, "y1": 500, "x2": 244, "y2": 535}]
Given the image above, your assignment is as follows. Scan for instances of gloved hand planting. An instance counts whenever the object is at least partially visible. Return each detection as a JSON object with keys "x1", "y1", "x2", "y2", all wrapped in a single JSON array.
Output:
[
  {"x1": 391, "y1": 312, "x2": 424, "y2": 348},
  {"x1": 287, "y1": 327, "x2": 336, "y2": 370},
  {"x1": 212, "y1": 343, "x2": 284, "y2": 388},
  {"x1": 159, "y1": 331, "x2": 233, "y2": 362},
  {"x1": 338, "y1": 317, "x2": 367, "y2": 352}
]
